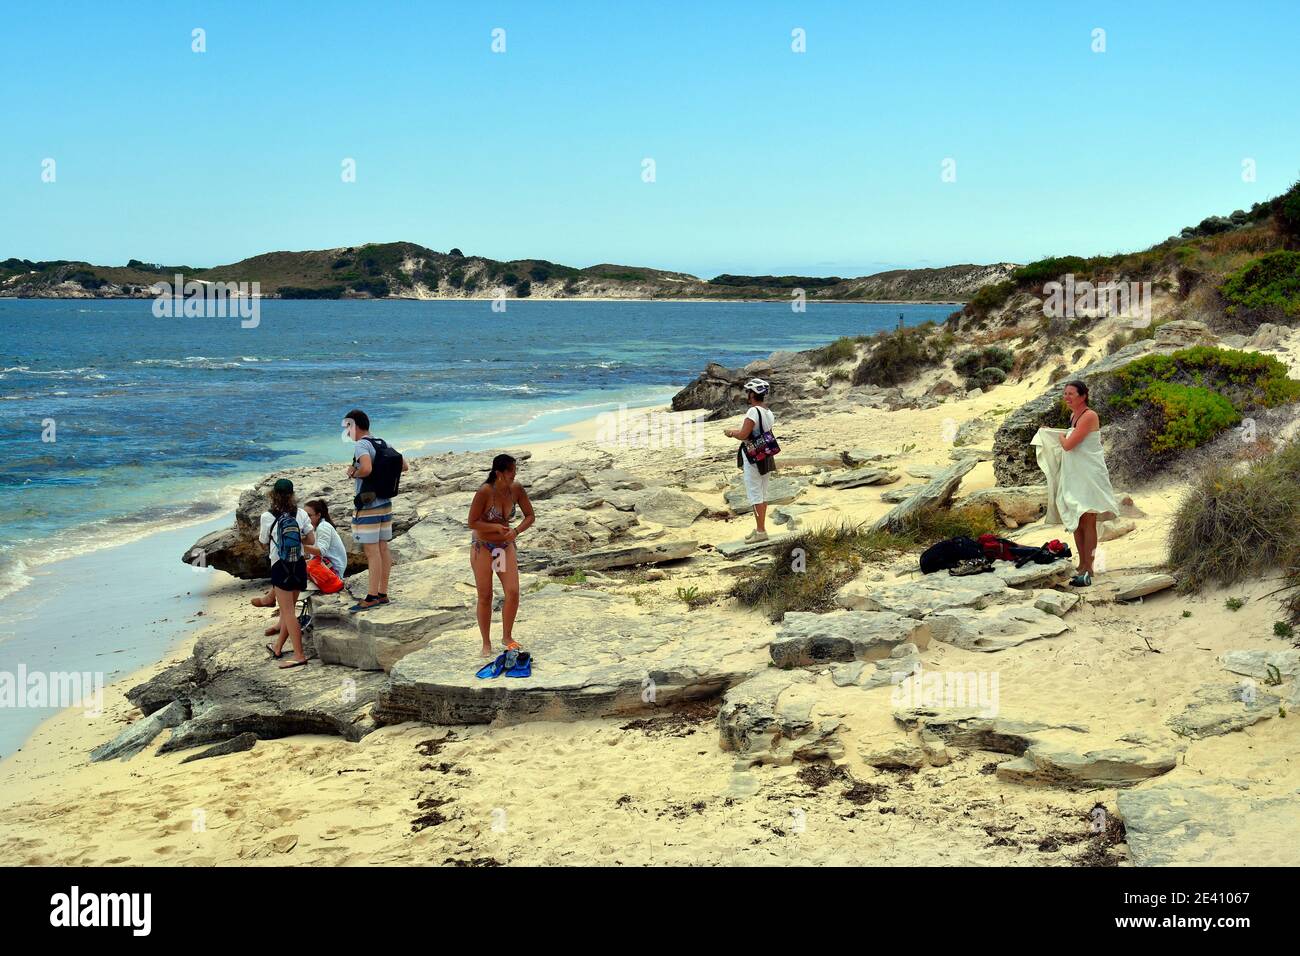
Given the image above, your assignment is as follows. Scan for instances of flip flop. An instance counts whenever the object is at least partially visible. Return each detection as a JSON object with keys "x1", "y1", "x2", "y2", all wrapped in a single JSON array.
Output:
[
  {"x1": 505, "y1": 652, "x2": 532, "y2": 679},
  {"x1": 349, "y1": 597, "x2": 383, "y2": 613},
  {"x1": 475, "y1": 653, "x2": 508, "y2": 679},
  {"x1": 265, "y1": 643, "x2": 283, "y2": 659},
  {"x1": 278, "y1": 658, "x2": 309, "y2": 669}
]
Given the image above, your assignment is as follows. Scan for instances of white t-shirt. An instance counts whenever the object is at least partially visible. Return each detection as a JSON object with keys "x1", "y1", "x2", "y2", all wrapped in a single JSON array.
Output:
[
  {"x1": 313, "y1": 520, "x2": 348, "y2": 575},
  {"x1": 259, "y1": 508, "x2": 312, "y2": 564}
]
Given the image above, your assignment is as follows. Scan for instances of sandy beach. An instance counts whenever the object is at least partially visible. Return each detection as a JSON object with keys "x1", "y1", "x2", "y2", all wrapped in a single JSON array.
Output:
[{"x1": 5, "y1": 329, "x2": 1299, "y2": 867}]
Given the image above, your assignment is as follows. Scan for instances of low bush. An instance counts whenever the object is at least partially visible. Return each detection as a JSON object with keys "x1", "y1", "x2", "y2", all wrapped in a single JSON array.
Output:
[
  {"x1": 1219, "y1": 250, "x2": 1300, "y2": 319},
  {"x1": 730, "y1": 522, "x2": 901, "y2": 622},
  {"x1": 852, "y1": 324, "x2": 943, "y2": 387},
  {"x1": 812, "y1": 337, "x2": 859, "y2": 367},
  {"x1": 1167, "y1": 441, "x2": 1300, "y2": 599}
]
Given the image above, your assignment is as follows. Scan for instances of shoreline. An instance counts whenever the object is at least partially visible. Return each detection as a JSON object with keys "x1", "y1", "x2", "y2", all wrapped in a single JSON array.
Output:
[
  {"x1": 0, "y1": 393, "x2": 673, "y2": 758},
  {"x1": 0, "y1": 295, "x2": 968, "y2": 306}
]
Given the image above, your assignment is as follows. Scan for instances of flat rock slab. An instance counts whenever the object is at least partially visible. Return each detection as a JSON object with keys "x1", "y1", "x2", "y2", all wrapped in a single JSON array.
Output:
[
  {"x1": 992, "y1": 560, "x2": 1073, "y2": 589},
  {"x1": 831, "y1": 643, "x2": 920, "y2": 689},
  {"x1": 718, "y1": 669, "x2": 844, "y2": 767},
  {"x1": 1118, "y1": 782, "x2": 1300, "y2": 866},
  {"x1": 997, "y1": 740, "x2": 1176, "y2": 789},
  {"x1": 124, "y1": 626, "x2": 388, "y2": 755},
  {"x1": 959, "y1": 485, "x2": 1047, "y2": 527},
  {"x1": 812, "y1": 468, "x2": 899, "y2": 489},
  {"x1": 872, "y1": 458, "x2": 978, "y2": 533},
  {"x1": 770, "y1": 611, "x2": 930, "y2": 668},
  {"x1": 880, "y1": 484, "x2": 927, "y2": 503},
  {"x1": 894, "y1": 707, "x2": 1086, "y2": 754},
  {"x1": 1033, "y1": 589, "x2": 1080, "y2": 616},
  {"x1": 312, "y1": 557, "x2": 474, "y2": 671},
  {"x1": 90, "y1": 699, "x2": 190, "y2": 762},
  {"x1": 716, "y1": 533, "x2": 798, "y2": 559},
  {"x1": 947, "y1": 447, "x2": 994, "y2": 461},
  {"x1": 179, "y1": 732, "x2": 258, "y2": 764},
  {"x1": 1097, "y1": 572, "x2": 1177, "y2": 602},
  {"x1": 836, "y1": 572, "x2": 1014, "y2": 617},
  {"x1": 726, "y1": 475, "x2": 805, "y2": 514},
  {"x1": 1220, "y1": 649, "x2": 1300, "y2": 681},
  {"x1": 927, "y1": 604, "x2": 1070, "y2": 652},
  {"x1": 374, "y1": 587, "x2": 770, "y2": 726},
  {"x1": 528, "y1": 538, "x2": 699, "y2": 574},
  {"x1": 843, "y1": 448, "x2": 894, "y2": 465},
  {"x1": 1167, "y1": 682, "x2": 1280, "y2": 739}
]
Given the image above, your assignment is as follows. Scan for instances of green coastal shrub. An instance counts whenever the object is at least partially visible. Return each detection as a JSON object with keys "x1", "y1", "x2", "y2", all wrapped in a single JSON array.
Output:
[
  {"x1": 1168, "y1": 442, "x2": 1300, "y2": 597},
  {"x1": 1274, "y1": 179, "x2": 1300, "y2": 246},
  {"x1": 1109, "y1": 346, "x2": 1300, "y2": 412},
  {"x1": 811, "y1": 337, "x2": 859, "y2": 367},
  {"x1": 952, "y1": 345, "x2": 1014, "y2": 390},
  {"x1": 852, "y1": 324, "x2": 943, "y2": 387},
  {"x1": 1219, "y1": 251, "x2": 1300, "y2": 318},
  {"x1": 730, "y1": 522, "x2": 900, "y2": 621},
  {"x1": 976, "y1": 366, "x2": 1008, "y2": 389},
  {"x1": 1137, "y1": 383, "x2": 1240, "y2": 454},
  {"x1": 966, "y1": 279, "x2": 1016, "y2": 317}
]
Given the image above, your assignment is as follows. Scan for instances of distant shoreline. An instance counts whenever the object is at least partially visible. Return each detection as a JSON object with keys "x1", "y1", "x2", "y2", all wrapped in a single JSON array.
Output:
[{"x1": 0, "y1": 295, "x2": 967, "y2": 306}]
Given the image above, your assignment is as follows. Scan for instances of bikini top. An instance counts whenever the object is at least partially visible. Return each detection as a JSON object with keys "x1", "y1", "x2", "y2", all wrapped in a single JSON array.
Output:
[{"x1": 482, "y1": 487, "x2": 518, "y2": 523}]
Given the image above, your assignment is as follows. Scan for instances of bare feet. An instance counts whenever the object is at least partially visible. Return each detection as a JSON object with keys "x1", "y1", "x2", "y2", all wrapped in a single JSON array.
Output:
[
  {"x1": 251, "y1": 594, "x2": 274, "y2": 608},
  {"x1": 265, "y1": 625, "x2": 281, "y2": 637},
  {"x1": 480, "y1": 644, "x2": 494, "y2": 658}
]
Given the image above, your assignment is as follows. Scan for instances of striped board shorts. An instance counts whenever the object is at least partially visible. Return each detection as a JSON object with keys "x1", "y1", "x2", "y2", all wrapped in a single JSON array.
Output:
[{"x1": 352, "y1": 498, "x2": 393, "y2": 544}]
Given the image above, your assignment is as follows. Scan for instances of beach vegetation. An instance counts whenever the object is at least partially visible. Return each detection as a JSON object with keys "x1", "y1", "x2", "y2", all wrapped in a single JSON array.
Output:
[
  {"x1": 1219, "y1": 251, "x2": 1300, "y2": 319},
  {"x1": 730, "y1": 521, "x2": 902, "y2": 622},
  {"x1": 1167, "y1": 441, "x2": 1300, "y2": 599},
  {"x1": 811, "y1": 337, "x2": 859, "y2": 367},
  {"x1": 852, "y1": 323, "x2": 945, "y2": 387}
]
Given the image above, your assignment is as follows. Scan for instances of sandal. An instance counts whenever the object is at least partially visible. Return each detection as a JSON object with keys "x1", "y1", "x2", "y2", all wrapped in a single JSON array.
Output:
[
  {"x1": 349, "y1": 595, "x2": 383, "y2": 613},
  {"x1": 1069, "y1": 571, "x2": 1093, "y2": 587},
  {"x1": 265, "y1": 643, "x2": 283, "y2": 659},
  {"x1": 278, "y1": 658, "x2": 309, "y2": 670}
]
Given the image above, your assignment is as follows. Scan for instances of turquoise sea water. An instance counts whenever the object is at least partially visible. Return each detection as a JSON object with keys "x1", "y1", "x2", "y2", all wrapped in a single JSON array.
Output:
[{"x1": 0, "y1": 297, "x2": 956, "y2": 754}]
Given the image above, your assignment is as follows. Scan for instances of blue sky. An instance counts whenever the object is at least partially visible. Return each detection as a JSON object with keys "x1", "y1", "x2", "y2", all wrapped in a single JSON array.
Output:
[{"x1": 2, "y1": 0, "x2": 1297, "y2": 278}]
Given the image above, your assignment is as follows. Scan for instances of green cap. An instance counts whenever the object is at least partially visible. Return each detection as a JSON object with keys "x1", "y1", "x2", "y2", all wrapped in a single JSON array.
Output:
[{"x1": 273, "y1": 478, "x2": 294, "y2": 494}]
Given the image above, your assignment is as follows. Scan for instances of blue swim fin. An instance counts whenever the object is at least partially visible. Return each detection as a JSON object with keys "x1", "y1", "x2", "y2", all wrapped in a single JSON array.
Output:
[
  {"x1": 475, "y1": 653, "x2": 508, "y2": 679},
  {"x1": 505, "y1": 651, "x2": 532, "y2": 678}
]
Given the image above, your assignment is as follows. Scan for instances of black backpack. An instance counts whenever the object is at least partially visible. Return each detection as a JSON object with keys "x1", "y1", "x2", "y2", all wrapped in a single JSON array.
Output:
[
  {"x1": 919, "y1": 536, "x2": 985, "y2": 574},
  {"x1": 359, "y1": 437, "x2": 404, "y2": 500}
]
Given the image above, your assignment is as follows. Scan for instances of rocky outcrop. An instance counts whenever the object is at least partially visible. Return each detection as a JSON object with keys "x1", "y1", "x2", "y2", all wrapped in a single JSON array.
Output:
[
  {"x1": 1117, "y1": 782, "x2": 1300, "y2": 866},
  {"x1": 89, "y1": 699, "x2": 190, "y2": 762},
  {"x1": 996, "y1": 743, "x2": 1176, "y2": 788},
  {"x1": 373, "y1": 587, "x2": 770, "y2": 726},
  {"x1": 926, "y1": 604, "x2": 1070, "y2": 652},
  {"x1": 1167, "y1": 682, "x2": 1280, "y2": 739},
  {"x1": 1220, "y1": 649, "x2": 1300, "y2": 681},
  {"x1": 670, "y1": 352, "x2": 815, "y2": 421},
  {"x1": 311, "y1": 557, "x2": 474, "y2": 671},
  {"x1": 520, "y1": 538, "x2": 699, "y2": 574},
  {"x1": 992, "y1": 323, "x2": 1218, "y2": 486},
  {"x1": 835, "y1": 572, "x2": 1014, "y2": 618},
  {"x1": 120, "y1": 626, "x2": 388, "y2": 755},
  {"x1": 870, "y1": 458, "x2": 977, "y2": 533},
  {"x1": 718, "y1": 669, "x2": 844, "y2": 767},
  {"x1": 958, "y1": 485, "x2": 1047, "y2": 528},
  {"x1": 179, "y1": 732, "x2": 258, "y2": 764},
  {"x1": 811, "y1": 467, "x2": 899, "y2": 489},
  {"x1": 769, "y1": 611, "x2": 930, "y2": 668}
]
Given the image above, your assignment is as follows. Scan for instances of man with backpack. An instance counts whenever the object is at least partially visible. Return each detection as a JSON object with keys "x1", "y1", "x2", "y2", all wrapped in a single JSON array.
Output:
[{"x1": 343, "y1": 408, "x2": 409, "y2": 612}]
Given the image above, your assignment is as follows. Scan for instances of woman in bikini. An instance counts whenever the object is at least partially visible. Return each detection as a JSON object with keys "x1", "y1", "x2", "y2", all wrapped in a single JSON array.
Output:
[{"x1": 467, "y1": 454, "x2": 535, "y2": 657}]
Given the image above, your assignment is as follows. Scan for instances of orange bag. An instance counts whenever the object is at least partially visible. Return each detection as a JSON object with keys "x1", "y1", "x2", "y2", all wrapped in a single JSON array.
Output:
[{"x1": 306, "y1": 556, "x2": 345, "y2": 594}]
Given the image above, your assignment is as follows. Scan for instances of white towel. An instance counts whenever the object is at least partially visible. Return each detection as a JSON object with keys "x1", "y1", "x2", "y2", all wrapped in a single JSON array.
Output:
[{"x1": 1031, "y1": 426, "x2": 1119, "y2": 533}]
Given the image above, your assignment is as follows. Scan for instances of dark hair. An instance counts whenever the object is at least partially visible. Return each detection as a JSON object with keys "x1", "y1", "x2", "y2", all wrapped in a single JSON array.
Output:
[
  {"x1": 269, "y1": 487, "x2": 296, "y2": 517},
  {"x1": 305, "y1": 498, "x2": 332, "y2": 525},
  {"x1": 345, "y1": 408, "x2": 370, "y2": 431},
  {"x1": 486, "y1": 453, "x2": 517, "y2": 485},
  {"x1": 1063, "y1": 380, "x2": 1089, "y2": 401}
]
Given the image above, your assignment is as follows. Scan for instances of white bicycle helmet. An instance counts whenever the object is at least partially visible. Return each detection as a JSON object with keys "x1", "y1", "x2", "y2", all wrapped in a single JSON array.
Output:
[{"x1": 743, "y1": 378, "x2": 770, "y2": 395}]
